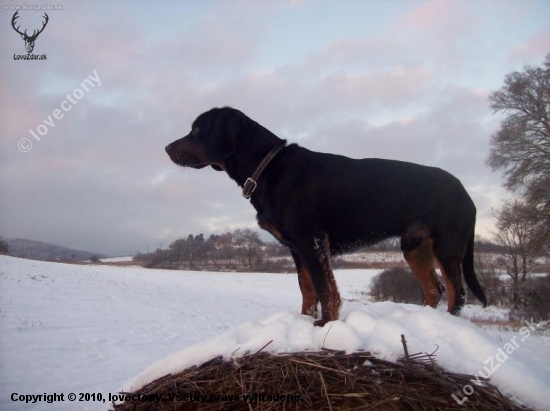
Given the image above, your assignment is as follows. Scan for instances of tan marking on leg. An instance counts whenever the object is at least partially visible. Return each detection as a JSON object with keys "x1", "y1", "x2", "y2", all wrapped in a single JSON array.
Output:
[
  {"x1": 436, "y1": 258, "x2": 464, "y2": 314},
  {"x1": 403, "y1": 238, "x2": 441, "y2": 308},
  {"x1": 297, "y1": 263, "x2": 318, "y2": 318}
]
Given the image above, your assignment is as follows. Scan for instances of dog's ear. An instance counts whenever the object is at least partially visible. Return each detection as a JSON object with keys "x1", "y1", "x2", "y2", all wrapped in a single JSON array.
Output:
[{"x1": 206, "y1": 108, "x2": 243, "y2": 160}]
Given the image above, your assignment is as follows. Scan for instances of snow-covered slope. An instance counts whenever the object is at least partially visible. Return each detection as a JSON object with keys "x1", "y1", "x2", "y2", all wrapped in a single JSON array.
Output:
[{"x1": 0, "y1": 255, "x2": 548, "y2": 410}]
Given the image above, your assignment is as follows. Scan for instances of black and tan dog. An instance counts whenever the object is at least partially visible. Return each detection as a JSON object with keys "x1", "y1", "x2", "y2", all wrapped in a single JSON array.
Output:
[{"x1": 166, "y1": 107, "x2": 487, "y2": 326}]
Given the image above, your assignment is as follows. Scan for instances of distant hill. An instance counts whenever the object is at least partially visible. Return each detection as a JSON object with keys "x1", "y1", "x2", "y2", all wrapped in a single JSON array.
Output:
[{"x1": 6, "y1": 238, "x2": 106, "y2": 262}]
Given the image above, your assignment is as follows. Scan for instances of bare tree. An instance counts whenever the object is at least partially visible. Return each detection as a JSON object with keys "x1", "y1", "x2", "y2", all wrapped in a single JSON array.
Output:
[
  {"x1": 493, "y1": 200, "x2": 546, "y2": 307},
  {"x1": 487, "y1": 53, "x2": 550, "y2": 247},
  {"x1": 186, "y1": 234, "x2": 205, "y2": 268},
  {"x1": 233, "y1": 229, "x2": 264, "y2": 268},
  {"x1": 473, "y1": 255, "x2": 507, "y2": 307},
  {"x1": 216, "y1": 232, "x2": 237, "y2": 267}
]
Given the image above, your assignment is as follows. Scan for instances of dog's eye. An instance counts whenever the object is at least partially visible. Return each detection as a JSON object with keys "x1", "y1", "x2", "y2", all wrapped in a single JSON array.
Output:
[{"x1": 192, "y1": 127, "x2": 200, "y2": 137}]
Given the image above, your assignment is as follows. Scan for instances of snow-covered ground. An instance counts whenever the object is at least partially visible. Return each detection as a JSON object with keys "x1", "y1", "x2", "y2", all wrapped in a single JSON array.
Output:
[
  {"x1": 340, "y1": 251, "x2": 404, "y2": 263},
  {"x1": 98, "y1": 256, "x2": 133, "y2": 263},
  {"x1": 0, "y1": 255, "x2": 549, "y2": 411}
]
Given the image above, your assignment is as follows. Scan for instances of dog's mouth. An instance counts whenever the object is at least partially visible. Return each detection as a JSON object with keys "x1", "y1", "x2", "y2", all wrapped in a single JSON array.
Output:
[
  {"x1": 189, "y1": 163, "x2": 208, "y2": 169},
  {"x1": 169, "y1": 155, "x2": 209, "y2": 169},
  {"x1": 171, "y1": 159, "x2": 221, "y2": 171},
  {"x1": 165, "y1": 145, "x2": 208, "y2": 169}
]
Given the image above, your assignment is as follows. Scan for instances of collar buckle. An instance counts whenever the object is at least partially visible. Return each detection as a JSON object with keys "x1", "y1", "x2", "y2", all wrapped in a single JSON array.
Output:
[{"x1": 242, "y1": 178, "x2": 258, "y2": 198}]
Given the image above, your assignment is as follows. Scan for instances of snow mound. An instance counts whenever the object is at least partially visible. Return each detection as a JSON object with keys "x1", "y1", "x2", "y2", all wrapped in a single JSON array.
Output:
[{"x1": 125, "y1": 306, "x2": 549, "y2": 410}]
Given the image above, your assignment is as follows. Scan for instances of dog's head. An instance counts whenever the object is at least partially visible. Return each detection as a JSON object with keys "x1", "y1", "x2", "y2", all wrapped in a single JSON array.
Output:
[{"x1": 165, "y1": 107, "x2": 243, "y2": 171}]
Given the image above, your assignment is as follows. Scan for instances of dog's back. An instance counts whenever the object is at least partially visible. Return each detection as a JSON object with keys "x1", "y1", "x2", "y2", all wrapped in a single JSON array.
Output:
[{"x1": 263, "y1": 146, "x2": 475, "y2": 254}]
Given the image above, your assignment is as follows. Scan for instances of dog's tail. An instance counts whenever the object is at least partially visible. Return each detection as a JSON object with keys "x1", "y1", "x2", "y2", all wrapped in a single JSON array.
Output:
[{"x1": 462, "y1": 233, "x2": 487, "y2": 307}]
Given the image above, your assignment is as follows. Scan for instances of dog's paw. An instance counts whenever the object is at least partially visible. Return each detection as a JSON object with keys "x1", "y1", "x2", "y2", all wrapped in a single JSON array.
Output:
[{"x1": 313, "y1": 319, "x2": 329, "y2": 327}]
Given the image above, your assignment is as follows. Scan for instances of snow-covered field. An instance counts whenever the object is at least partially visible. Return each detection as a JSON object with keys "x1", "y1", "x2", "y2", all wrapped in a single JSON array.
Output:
[
  {"x1": 339, "y1": 251, "x2": 404, "y2": 263},
  {"x1": 98, "y1": 257, "x2": 133, "y2": 263},
  {"x1": 0, "y1": 255, "x2": 549, "y2": 411}
]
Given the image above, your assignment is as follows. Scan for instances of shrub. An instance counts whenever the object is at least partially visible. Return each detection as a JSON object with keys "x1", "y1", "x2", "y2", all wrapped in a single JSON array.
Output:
[
  {"x1": 515, "y1": 274, "x2": 550, "y2": 322},
  {"x1": 370, "y1": 267, "x2": 424, "y2": 304}
]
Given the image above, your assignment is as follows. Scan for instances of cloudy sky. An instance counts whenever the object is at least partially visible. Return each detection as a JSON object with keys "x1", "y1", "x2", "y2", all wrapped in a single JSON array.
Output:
[{"x1": 1, "y1": 0, "x2": 549, "y2": 256}]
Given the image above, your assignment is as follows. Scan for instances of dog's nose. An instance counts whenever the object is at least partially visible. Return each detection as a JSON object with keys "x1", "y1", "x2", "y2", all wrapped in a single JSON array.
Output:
[{"x1": 165, "y1": 144, "x2": 172, "y2": 154}]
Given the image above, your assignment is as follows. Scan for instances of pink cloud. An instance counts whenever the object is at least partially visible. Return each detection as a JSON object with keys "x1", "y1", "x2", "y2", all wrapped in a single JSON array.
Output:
[
  {"x1": 323, "y1": 66, "x2": 433, "y2": 107},
  {"x1": 510, "y1": 27, "x2": 550, "y2": 62},
  {"x1": 158, "y1": 17, "x2": 258, "y2": 71},
  {"x1": 397, "y1": 0, "x2": 473, "y2": 55},
  {"x1": 401, "y1": 0, "x2": 464, "y2": 29},
  {"x1": 48, "y1": 14, "x2": 145, "y2": 75},
  {"x1": 305, "y1": 37, "x2": 403, "y2": 69}
]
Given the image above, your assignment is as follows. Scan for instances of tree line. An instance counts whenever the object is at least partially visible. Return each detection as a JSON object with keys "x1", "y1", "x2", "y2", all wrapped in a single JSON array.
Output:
[
  {"x1": 0, "y1": 236, "x2": 8, "y2": 255},
  {"x1": 134, "y1": 229, "x2": 292, "y2": 271}
]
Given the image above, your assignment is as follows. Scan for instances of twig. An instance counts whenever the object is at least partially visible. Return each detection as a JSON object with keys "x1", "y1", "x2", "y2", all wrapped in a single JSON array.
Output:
[
  {"x1": 319, "y1": 371, "x2": 333, "y2": 411},
  {"x1": 401, "y1": 334, "x2": 409, "y2": 359},
  {"x1": 322, "y1": 324, "x2": 334, "y2": 348},
  {"x1": 253, "y1": 339, "x2": 273, "y2": 356},
  {"x1": 288, "y1": 358, "x2": 353, "y2": 376}
]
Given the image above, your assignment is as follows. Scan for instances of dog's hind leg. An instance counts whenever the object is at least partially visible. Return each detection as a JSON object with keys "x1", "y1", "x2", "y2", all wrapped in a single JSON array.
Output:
[
  {"x1": 401, "y1": 229, "x2": 442, "y2": 308},
  {"x1": 290, "y1": 250, "x2": 319, "y2": 318},
  {"x1": 433, "y1": 238, "x2": 467, "y2": 315},
  {"x1": 292, "y1": 233, "x2": 341, "y2": 327}
]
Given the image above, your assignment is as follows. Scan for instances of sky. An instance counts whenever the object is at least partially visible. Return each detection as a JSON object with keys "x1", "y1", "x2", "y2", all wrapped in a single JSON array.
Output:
[{"x1": 0, "y1": 0, "x2": 549, "y2": 256}]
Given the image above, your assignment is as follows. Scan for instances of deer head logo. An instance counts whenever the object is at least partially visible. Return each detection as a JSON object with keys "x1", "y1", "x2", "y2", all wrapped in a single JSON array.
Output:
[{"x1": 11, "y1": 11, "x2": 49, "y2": 54}]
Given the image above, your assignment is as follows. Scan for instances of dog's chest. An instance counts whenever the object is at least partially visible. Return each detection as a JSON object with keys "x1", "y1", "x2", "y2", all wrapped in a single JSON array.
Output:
[{"x1": 257, "y1": 214, "x2": 285, "y2": 243}]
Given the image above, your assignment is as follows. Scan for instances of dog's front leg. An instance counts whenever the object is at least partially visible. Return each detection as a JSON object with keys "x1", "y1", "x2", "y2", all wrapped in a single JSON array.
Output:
[
  {"x1": 294, "y1": 234, "x2": 341, "y2": 327},
  {"x1": 290, "y1": 250, "x2": 319, "y2": 318}
]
